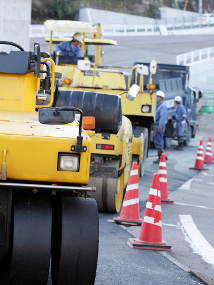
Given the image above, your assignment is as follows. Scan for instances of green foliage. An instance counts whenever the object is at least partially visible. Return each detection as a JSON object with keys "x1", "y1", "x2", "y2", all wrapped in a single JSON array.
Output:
[{"x1": 52, "y1": 0, "x2": 77, "y2": 19}]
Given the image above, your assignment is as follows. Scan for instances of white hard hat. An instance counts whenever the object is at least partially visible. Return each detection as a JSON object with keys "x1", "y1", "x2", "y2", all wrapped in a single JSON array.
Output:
[
  {"x1": 174, "y1": 96, "x2": 182, "y2": 103},
  {"x1": 73, "y1": 32, "x2": 83, "y2": 43},
  {"x1": 156, "y1": 90, "x2": 165, "y2": 98}
]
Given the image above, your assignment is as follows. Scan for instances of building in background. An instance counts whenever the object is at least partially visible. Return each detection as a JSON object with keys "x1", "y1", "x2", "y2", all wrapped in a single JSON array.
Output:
[{"x1": 0, "y1": 0, "x2": 32, "y2": 52}]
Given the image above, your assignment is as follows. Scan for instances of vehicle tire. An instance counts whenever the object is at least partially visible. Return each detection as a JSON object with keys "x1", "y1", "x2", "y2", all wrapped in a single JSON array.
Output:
[
  {"x1": 164, "y1": 137, "x2": 172, "y2": 148},
  {"x1": 184, "y1": 123, "x2": 191, "y2": 146}
]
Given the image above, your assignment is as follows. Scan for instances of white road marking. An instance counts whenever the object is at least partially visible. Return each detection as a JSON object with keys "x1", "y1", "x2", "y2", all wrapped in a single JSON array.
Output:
[
  {"x1": 180, "y1": 215, "x2": 214, "y2": 266},
  {"x1": 203, "y1": 172, "x2": 214, "y2": 177},
  {"x1": 162, "y1": 223, "x2": 181, "y2": 228},
  {"x1": 179, "y1": 178, "x2": 193, "y2": 190},
  {"x1": 175, "y1": 202, "x2": 214, "y2": 210}
]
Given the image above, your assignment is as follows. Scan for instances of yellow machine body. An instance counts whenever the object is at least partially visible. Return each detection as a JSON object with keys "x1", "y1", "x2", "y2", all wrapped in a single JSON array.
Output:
[
  {"x1": 0, "y1": 112, "x2": 90, "y2": 184},
  {"x1": 44, "y1": 19, "x2": 155, "y2": 212},
  {"x1": 0, "y1": 57, "x2": 91, "y2": 186}
]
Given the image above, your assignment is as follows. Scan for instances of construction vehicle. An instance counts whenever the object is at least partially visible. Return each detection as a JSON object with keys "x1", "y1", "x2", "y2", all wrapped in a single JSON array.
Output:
[
  {"x1": 44, "y1": 20, "x2": 157, "y2": 213},
  {"x1": 0, "y1": 41, "x2": 99, "y2": 284},
  {"x1": 137, "y1": 63, "x2": 197, "y2": 148}
]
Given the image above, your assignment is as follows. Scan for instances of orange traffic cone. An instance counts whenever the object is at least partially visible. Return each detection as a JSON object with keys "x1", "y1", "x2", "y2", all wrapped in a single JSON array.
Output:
[
  {"x1": 158, "y1": 153, "x2": 173, "y2": 204},
  {"x1": 204, "y1": 137, "x2": 214, "y2": 164},
  {"x1": 189, "y1": 140, "x2": 208, "y2": 171},
  {"x1": 127, "y1": 173, "x2": 172, "y2": 251},
  {"x1": 110, "y1": 162, "x2": 142, "y2": 226}
]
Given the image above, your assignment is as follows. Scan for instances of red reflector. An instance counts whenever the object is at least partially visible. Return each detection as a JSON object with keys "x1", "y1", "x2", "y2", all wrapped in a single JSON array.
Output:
[{"x1": 96, "y1": 144, "x2": 114, "y2": 150}]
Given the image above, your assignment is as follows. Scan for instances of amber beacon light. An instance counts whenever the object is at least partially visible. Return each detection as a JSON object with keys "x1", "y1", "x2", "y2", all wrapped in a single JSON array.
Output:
[{"x1": 83, "y1": 116, "x2": 95, "y2": 129}]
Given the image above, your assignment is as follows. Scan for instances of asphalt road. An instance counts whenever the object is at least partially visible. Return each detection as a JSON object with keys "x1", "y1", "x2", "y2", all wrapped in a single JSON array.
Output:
[
  {"x1": 94, "y1": 113, "x2": 214, "y2": 285},
  {"x1": 29, "y1": 35, "x2": 214, "y2": 284}
]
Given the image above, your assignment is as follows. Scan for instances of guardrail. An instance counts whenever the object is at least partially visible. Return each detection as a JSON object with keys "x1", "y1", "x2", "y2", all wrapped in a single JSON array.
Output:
[
  {"x1": 30, "y1": 22, "x2": 214, "y2": 38},
  {"x1": 198, "y1": 92, "x2": 214, "y2": 113},
  {"x1": 101, "y1": 25, "x2": 157, "y2": 36},
  {"x1": 176, "y1": 47, "x2": 214, "y2": 65}
]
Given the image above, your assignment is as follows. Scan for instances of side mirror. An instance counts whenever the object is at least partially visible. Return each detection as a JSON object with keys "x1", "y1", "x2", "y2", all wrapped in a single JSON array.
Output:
[
  {"x1": 150, "y1": 60, "x2": 157, "y2": 75},
  {"x1": 78, "y1": 59, "x2": 90, "y2": 71},
  {"x1": 137, "y1": 64, "x2": 149, "y2": 75},
  {"x1": 126, "y1": 84, "x2": 140, "y2": 101},
  {"x1": 39, "y1": 107, "x2": 75, "y2": 124}
]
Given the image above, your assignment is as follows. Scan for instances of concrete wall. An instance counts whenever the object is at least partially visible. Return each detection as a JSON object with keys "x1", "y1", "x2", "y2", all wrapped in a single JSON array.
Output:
[
  {"x1": 79, "y1": 8, "x2": 154, "y2": 25},
  {"x1": 159, "y1": 7, "x2": 198, "y2": 19},
  {"x1": 189, "y1": 59, "x2": 214, "y2": 91},
  {"x1": 0, "y1": 0, "x2": 32, "y2": 52},
  {"x1": 169, "y1": 26, "x2": 214, "y2": 35}
]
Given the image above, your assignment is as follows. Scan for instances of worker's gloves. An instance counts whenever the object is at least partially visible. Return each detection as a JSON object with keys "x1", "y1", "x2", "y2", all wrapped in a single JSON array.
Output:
[
  {"x1": 181, "y1": 120, "x2": 186, "y2": 125},
  {"x1": 56, "y1": 51, "x2": 61, "y2": 56},
  {"x1": 173, "y1": 122, "x2": 176, "y2": 128}
]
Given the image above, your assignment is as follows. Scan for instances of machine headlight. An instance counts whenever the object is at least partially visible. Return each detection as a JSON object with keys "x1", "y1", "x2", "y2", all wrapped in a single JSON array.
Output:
[
  {"x1": 141, "y1": 105, "x2": 151, "y2": 113},
  {"x1": 58, "y1": 154, "x2": 79, "y2": 171}
]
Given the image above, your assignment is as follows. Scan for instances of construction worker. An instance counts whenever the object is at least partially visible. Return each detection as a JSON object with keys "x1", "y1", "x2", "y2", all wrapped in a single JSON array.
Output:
[
  {"x1": 153, "y1": 90, "x2": 167, "y2": 163},
  {"x1": 174, "y1": 96, "x2": 187, "y2": 150},
  {"x1": 55, "y1": 32, "x2": 83, "y2": 57}
]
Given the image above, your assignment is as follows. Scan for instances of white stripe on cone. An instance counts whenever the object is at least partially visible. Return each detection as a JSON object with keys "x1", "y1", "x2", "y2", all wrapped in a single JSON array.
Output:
[
  {"x1": 126, "y1": 183, "x2": 139, "y2": 191},
  {"x1": 158, "y1": 169, "x2": 167, "y2": 174},
  {"x1": 160, "y1": 177, "x2": 167, "y2": 182},
  {"x1": 196, "y1": 156, "x2": 204, "y2": 160},
  {"x1": 207, "y1": 147, "x2": 212, "y2": 151},
  {"x1": 154, "y1": 205, "x2": 162, "y2": 212},
  {"x1": 150, "y1": 188, "x2": 161, "y2": 197},
  {"x1": 130, "y1": 169, "x2": 138, "y2": 176},
  {"x1": 123, "y1": 198, "x2": 139, "y2": 207},
  {"x1": 159, "y1": 162, "x2": 166, "y2": 167},
  {"x1": 144, "y1": 216, "x2": 162, "y2": 227},
  {"x1": 199, "y1": 146, "x2": 203, "y2": 149},
  {"x1": 197, "y1": 151, "x2": 204, "y2": 155},
  {"x1": 146, "y1": 202, "x2": 161, "y2": 212},
  {"x1": 205, "y1": 152, "x2": 212, "y2": 156}
]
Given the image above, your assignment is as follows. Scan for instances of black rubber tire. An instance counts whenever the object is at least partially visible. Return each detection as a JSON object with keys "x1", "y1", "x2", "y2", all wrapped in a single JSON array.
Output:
[
  {"x1": 184, "y1": 123, "x2": 191, "y2": 146},
  {"x1": 164, "y1": 137, "x2": 172, "y2": 148},
  {"x1": 52, "y1": 197, "x2": 99, "y2": 285},
  {"x1": 0, "y1": 189, "x2": 12, "y2": 272},
  {"x1": 10, "y1": 192, "x2": 52, "y2": 285}
]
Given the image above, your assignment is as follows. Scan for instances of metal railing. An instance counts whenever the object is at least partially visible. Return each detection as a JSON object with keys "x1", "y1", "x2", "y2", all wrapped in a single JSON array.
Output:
[
  {"x1": 198, "y1": 92, "x2": 214, "y2": 113},
  {"x1": 176, "y1": 47, "x2": 214, "y2": 65},
  {"x1": 30, "y1": 21, "x2": 214, "y2": 38}
]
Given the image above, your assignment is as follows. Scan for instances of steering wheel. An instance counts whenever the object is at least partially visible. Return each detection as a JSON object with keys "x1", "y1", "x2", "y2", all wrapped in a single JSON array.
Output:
[
  {"x1": 0, "y1": 41, "x2": 24, "y2": 51},
  {"x1": 34, "y1": 42, "x2": 41, "y2": 76}
]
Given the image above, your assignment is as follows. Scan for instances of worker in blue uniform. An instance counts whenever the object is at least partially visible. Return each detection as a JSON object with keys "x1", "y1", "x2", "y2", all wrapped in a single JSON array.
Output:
[
  {"x1": 174, "y1": 96, "x2": 187, "y2": 150},
  {"x1": 55, "y1": 32, "x2": 83, "y2": 57},
  {"x1": 153, "y1": 90, "x2": 168, "y2": 163}
]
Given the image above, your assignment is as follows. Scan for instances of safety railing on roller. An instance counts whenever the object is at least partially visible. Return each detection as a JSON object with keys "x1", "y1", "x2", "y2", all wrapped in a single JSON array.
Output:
[{"x1": 176, "y1": 47, "x2": 214, "y2": 65}]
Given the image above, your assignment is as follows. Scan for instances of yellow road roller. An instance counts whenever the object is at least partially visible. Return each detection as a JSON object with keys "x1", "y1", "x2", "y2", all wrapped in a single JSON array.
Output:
[
  {"x1": 0, "y1": 41, "x2": 98, "y2": 285},
  {"x1": 54, "y1": 85, "x2": 143, "y2": 213},
  {"x1": 44, "y1": 20, "x2": 157, "y2": 213}
]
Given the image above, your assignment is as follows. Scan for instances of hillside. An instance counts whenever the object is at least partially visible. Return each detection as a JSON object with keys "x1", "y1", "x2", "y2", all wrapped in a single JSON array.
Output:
[{"x1": 32, "y1": 0, "x2": 210, "y2": 24}]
